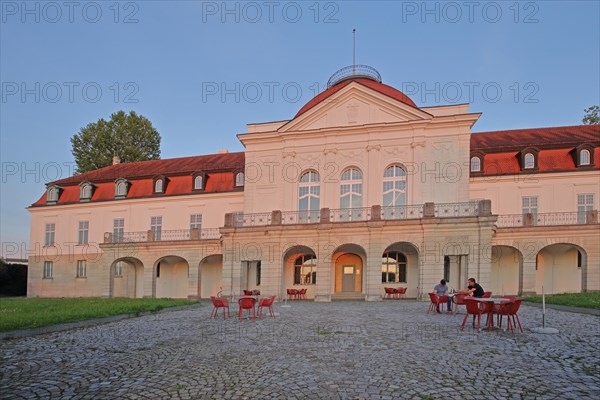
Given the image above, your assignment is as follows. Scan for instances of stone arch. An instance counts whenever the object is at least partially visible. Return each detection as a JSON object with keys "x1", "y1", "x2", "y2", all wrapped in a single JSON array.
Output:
[
  {"x1": 331, "y1": 243, "x2": 367, "y2": 295},
  {"x1": 536, "y1": 243, "x2": 587, "y2": 294},
  {"x1": 282, "y1": 245, "x2": 317, "y2": 300},
  {"x1": 109, "y1": 257, "x2": 144, "y2": 298},
  {"x1": 490, "y1": 245, "x2": 523, "y2": 296},
  {"x1": 153, "y1": 255, "x2": 190, "y2": 298},
  {"x1": 198, "y1": 254, "x2": 223, "y2": 299},
  {"x1": 383, "y1": 242, "x2": 420, "y2": 298}
]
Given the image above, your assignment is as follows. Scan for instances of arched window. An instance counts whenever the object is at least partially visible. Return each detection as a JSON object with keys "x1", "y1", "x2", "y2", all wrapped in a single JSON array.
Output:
[
  {"x1": 154, "y1": 179, "x2": 163, "y2": 193},
  {"x1": 117, "y1": 182, "x2": 127, "y2": 196},
  {"x1": 47, "y1": 187, "x2": 58, "y2": 202},
  {"x1": 580, "y1": 149, "x2": 591, "y2": 165},
  {"x1": 298, "y1": 170, "x2": 320, "y2": 223},
  {"x1": 340, "y1": 168, "x2": 363, "y2": 209},
  {"x1": 524, "y1": 153, "x2": 535, "y2": 169},
  {"x1": 194, "y1": 175, "x2": 203, "y2": 190},
  {"x1": 235, "y1": 172, "x2": 245, "y2": 187},
  {"x1": 383, "y1": 165, "x2": 407, "y2": 207},
  {"x1": 381, "y1": 251, "x2": 407, "y2": 283},
  {"x1": 294, "y1": 254, "x2": 316, "y2": 285},
  {"x1": 470, "y1": 157, "x2": 481, "y2": 172},
  {"x1": 82, "y1": 184, "x2": 92, "y2": 199}
]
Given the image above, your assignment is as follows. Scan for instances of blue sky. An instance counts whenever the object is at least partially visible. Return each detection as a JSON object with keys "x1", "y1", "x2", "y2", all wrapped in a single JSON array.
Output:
[{"x1": 1, "y1": 0, "x2": 599, "y2": 255}]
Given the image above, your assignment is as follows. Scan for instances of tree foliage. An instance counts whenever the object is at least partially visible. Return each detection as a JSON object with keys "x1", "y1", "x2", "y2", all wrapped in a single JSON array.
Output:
[
  {"x1": 582, "y1": 105, "x2": 599, "y2": 125},
  {"x1": 71, "y1": 111, "x2": 161, "y2": 173}
]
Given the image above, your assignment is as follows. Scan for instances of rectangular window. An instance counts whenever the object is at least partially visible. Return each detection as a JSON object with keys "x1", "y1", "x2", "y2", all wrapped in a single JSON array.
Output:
[
  {"x1": 78, "y1": 221, "x2": 89, "y2": 245},
  {"x1": 114, "y1": 262, "x2": 123, "y2": 277},
  {"x1": 151, "y1": 216, "x2": 162, "y2": 241},
  {"x1": 45, "y1": 223, "x2": 55, "y2": 246},
  {"x1": 443, "y1": 256, "x2": 450, "y2": 282},
  {"x1": 256, "y1": 261, "x2": 261, "y2": 286},
  {"x1": 43, "y1": 261, "x2": 53, "y2": 278},
  {"x1": 577, "y1": 194, "x2": 594, "y2": 223},
  {"x1": 77, "y1": 260, "x2": 86, "y2": 277},
  {"x1": 522, "y1": 196, "x2": 538, "y2": 224},
  {"x1": 113, "y1": 219, "x2": 124, "y2": 243},
  {"x1": 190, "y1": 214, "x2": 202, "y2": 231}
]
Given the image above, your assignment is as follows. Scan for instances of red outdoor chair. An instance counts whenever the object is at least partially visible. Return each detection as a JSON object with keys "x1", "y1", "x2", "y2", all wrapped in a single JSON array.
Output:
[
  {"x1": 210, "y1": 296, "x2": 230, "y2": 320},
  {"x1": 461, "y1": 298, "x2": 493, "y2": 331},
  {"x1": 508, "y1": 298, "x2": 524, "y2": 333},
  {"x1": 258, "y1": 296, "x2": 276, "y2": 319},
  {"x1": 452, "y1": 293, "x2": 468, "y2": 316},
  {"x1": 297, "y1": 288, "x2": 307, "y2": 300},
  {"x1": 384, "y1": 287, "x2": 395, "y2": 299},
  {"x1": 287, "y1": 289, "x2": 298, "y2": 300},
  {"x1": 427, "y1": 293, "x2": 448, "y2": 314},
  {"x1": 493, "y1": 300, "x2": 515, "y2": 333},
  {"x1": 243, "y1": 290, "x2": 253, "y2": 296},
  {"x1": 395, "y1": 287, "x2": 407, "y2": 299},
  {"x1": 238, "y1": 297, "x2": 256, "y2": 320},
  {"x1": 482, "y1": 291, "x2": 493, "y2": 298}
]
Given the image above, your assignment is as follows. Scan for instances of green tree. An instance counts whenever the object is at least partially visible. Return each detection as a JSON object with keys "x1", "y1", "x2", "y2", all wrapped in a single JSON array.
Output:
[
  {"x1": 582, "y1": 105, "x2": 599, "y2": 125},
  {"x1": 71, "y1": 111, "x2": 161, "y2": 173}
]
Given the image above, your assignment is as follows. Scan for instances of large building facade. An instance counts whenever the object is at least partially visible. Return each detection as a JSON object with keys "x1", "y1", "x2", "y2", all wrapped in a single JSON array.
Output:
[{"x1": 27, "y1": 67, "x2": 600, "y2": 300}]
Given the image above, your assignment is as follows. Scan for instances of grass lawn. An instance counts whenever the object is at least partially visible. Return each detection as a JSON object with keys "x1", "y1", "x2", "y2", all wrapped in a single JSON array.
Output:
[
  {"x1": 0, "y1": 297, "x2": 200, "y2": 332},
  {"x1": 523, "y1": 292, "x2": 600, "y2": 310}
]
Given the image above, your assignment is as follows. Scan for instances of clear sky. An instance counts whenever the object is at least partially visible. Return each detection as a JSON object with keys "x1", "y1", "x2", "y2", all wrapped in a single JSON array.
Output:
[{"x1": 1, "y1": 0, "x2": 599, "y2": 256}]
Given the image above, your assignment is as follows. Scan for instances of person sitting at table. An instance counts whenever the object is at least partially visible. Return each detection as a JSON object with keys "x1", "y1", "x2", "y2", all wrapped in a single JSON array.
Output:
[
  {"x1": 466, "y1": 277, "x2": 485, "y2": 298},
  {"x1": 433, "y1": 279, "x2": 452, "y2": 313}
]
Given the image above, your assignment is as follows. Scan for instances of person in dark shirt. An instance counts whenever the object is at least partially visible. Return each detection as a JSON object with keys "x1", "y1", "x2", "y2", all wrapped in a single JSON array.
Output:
[{"x1": 467, "y1": 278, "x2": 485, "y2": 298}]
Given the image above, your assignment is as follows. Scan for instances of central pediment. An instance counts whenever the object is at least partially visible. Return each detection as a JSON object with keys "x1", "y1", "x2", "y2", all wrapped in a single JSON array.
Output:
[{"x1": 279, "y1": 81, "x2": 432, "y2": 133}]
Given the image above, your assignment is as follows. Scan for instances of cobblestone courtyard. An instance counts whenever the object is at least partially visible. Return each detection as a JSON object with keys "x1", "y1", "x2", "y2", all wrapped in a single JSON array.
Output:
[{"x1": 1, "y1": 301, "x2": 598, "y2": 400}]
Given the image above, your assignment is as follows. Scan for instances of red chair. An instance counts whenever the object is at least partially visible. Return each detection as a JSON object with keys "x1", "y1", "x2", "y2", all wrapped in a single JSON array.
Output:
[
  {"x1": 493, "y1": 300, "x2": 515, "y2": 333},
  {"x1": 210, "y1": 296, "x2": 230, "y2": 319},
  {"x1": 238, "y1": 297, "x2": 256, "y2": 320},
  {"x1": 384, "y1": 287, "x2": 395, "y2": 299},
  {"x1": 461, "y1": 298, "x2": 493, "y2": 331},
  {"x1": 243, "y1": 290, "x2": 253, "y2": 296},
  {"x1": 482, "y1": 291, "x2": 492, "y2": 298},
  {"x1": 395, "y1": 287, "x2": 407, "y2": 299},
  {"x1": 258, "y1": 296, "x2": 276, "y2": 319},
  {"x1": 427, "y1": 293, "x2": 448, "y2": 314},
  {"x1": 287, "y1": 289, "x2": 298, "y2": 300},
  {"x1": 298, "y1": 288, "x2": 307, "y2": 300},
  {"x1": 508, "y1": 298, "x2": 523, "y2": 333},
  {"x1": 452, "y1": 293, "x2": 468, "y2": 316}
]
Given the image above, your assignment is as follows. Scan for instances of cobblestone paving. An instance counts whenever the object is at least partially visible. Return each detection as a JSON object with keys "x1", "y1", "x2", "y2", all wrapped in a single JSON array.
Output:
[{"x1": 1, "y1": 301, "x2": 599, "y2": 400}]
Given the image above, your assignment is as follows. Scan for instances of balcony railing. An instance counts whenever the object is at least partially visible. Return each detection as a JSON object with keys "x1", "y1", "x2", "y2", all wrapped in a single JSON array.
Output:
[
  {"x1": 434, "y1": 201, "x2": 480, "y2": 218},
  {"x1": 281, "y1": 211, "x2": 320, "y2": 225},
  {"x1": 381, "y1": 205, "x2": 424, "y2": 220},
  {"x1": 233, "y1": 212, "x2": 272, "y2": 227},
  {"x1": 496, "y1": 211, "x2": 597, "y2": 228},
  {"x1": 104, "y1": 228, "x2": 221, "y2": 243},
  {"x1": 330, "y1": 207, "x2": 371, "y2": 222}
]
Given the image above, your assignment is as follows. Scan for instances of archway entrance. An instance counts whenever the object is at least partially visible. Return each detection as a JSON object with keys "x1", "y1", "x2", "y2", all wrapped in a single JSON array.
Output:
[
  {"x1": 536, "y1": 244, "x2": 585, "y2": 294},
  {"x1": 490, "y1": 246, "x2": 522, "y2": 296},
  {"x1": 110, "y1": 257, "x2": 144, "y2": 298},
  {"x1": 153, "y1": 256, "x2": 189, "y2": 298},
  {"x1": 199, "y1": 255, "x2": 223, "y2": 299},
  {"x1": 332, "y1": 244, "x2": 366, "y2": 295}
]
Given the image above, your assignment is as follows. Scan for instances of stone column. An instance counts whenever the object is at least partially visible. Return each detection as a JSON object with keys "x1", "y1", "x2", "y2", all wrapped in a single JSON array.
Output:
[
  {"x1": 365, "y1": 239, "x2": 384, "y2": 301},
  {"x1": 521, "y1": 258, "x2": 537, "y2": 295}
]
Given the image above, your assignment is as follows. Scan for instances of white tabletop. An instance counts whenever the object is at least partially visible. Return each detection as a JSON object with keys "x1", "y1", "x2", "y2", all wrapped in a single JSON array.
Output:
[{"x1": 470, "y1": 297, "x2": 512, "y2": 303}]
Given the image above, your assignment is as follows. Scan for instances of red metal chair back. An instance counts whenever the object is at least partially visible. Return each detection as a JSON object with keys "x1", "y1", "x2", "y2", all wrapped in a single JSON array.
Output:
[
  {"x1": 428, "y1": 292, "x2": 439, "y2": 304},
  {"x1": 482, "y1": 291, "x2": 492, "y2": 298},
  {"x1": 464, "y1": 298, "x2": 482, "y2": 314},
  {"x1": 211, "y1": 296, "x2": 222, "y2": 307},
  {"x1": 509, "y1": 299, "x2": 522, "y2": 314},
  {"x1": 454, "y1": 294, "x2": 467, "y2": 305},
  {"x1": 243, "y1": 290, "x2": 253, "y2": 296},
  {"x1": 259, "y1": 296, "x2": 275, "y2": 307},
  {"x1": 238, "y1": 297, "x2": 256, "y2": 309}
]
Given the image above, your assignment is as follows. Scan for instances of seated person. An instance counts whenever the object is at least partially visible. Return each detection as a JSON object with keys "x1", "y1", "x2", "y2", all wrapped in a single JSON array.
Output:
[
  {"x1": 433, "y1": 279, "x2": 452, "y2": 313},
  {"x1": 466, "y1": 278, "x2": 485, "y2": 298}
]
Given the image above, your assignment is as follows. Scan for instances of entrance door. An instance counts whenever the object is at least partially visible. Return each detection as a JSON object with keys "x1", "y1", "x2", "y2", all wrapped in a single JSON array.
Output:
[{"x1": 342, "y1": 265, "x2": 355, "y2": 292}]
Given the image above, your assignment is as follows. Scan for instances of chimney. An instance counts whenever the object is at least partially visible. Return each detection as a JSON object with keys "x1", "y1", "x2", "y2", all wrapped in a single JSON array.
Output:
[
  {"x1": 112, "y1": 156, "x2": 121, "y2": 165},
  {"x1": 218, "y1": 148, "x2": 229, "y2": 154}
]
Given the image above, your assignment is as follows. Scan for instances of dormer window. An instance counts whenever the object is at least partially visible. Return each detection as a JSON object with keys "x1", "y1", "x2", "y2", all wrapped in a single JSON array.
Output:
[
  {"x1": 518, "y1": 148, "x2": 539, "y2": 171},
  {"x1": 115, "y1": 178, "x2": 130, "y2": 199},
  {"x1": 580, "y1": 149, "x2": 591, "y2": 165},
  {"x1": 470, "y1": 157, "x2": 481, "y2": 172},
  {"x1": 524, "y1": 153, "x2": 535, "y2": 169},
  {"x1": 46, "y1": 185, "x2": 63, "y2": 205},
  {"x1": 573, "y1": 144, "x2": 595, "y2": 167},
  {"x1": 235, "y1": 172, "x2": 245, "y2": 187},
  {"x1": 192, "y1": 172, "x2": 206, "y2": 191},
  {"x1": 152, "y1": 175, "x2": 168, "y2": 194},
  {"x1": 79, "y1": 181, "x2": 95, "y2": 202}
]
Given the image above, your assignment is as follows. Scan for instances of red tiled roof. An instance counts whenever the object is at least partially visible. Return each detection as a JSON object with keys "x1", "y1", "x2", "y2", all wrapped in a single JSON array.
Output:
[
  {"x1": 50, "y1": 152, "x2": 245, "y2": 186},
  {"x1": 294, "y1": 78, "x2": 418, "y2": 118},
  {"x1": 32, "y1": 153, "x2": 244, "y2": 207},
  {"x1": 471, "y1": 125, "x2": 600, "y2": 151}
]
